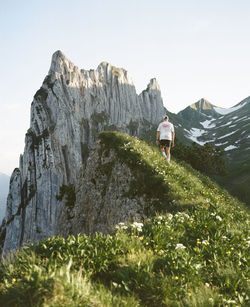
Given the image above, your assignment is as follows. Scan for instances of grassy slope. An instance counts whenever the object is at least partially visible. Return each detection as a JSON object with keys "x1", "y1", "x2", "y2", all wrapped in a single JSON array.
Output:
[{"x1": 0, "y1": 131, "x2": 249, "y2": 306}]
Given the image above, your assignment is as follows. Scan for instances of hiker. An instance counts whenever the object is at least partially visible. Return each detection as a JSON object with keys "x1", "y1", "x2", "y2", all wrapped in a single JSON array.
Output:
[{"x1": 156, "y1": 115, "x2": 175, "y2": 163}]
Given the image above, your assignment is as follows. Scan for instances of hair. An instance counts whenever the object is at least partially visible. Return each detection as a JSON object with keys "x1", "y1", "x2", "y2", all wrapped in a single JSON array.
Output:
[{"x1": 163, "y1": 115, "x2": 169, "y2": 120}]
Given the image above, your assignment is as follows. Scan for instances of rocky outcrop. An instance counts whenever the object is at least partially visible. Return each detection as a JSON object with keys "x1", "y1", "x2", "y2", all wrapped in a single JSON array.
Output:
[
  {"x1": 57, "y1": 140, "x2": 149, "y2": 237},
  {"x1": 1, "y1": 51, "x2": 166, "y2": 255}
]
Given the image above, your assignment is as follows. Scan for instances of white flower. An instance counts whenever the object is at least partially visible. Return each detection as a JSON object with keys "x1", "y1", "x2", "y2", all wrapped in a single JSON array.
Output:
[
  {"x1": 131, "y1": 222, "x2": 143, "y2": 232},
  {"x1": 205, "y1": 283, "x2": 210, "y2": 287},
  {"x1": 176, "y1": 243, "x2": 186, "y2": 250},
  {"x1": 167, "y1": 214, "x2": 173, "y2": 220},
  {"x1": 216, "y1": 215, "x2": 222, "y2": 221},
  {"x1": 115, "y1": 222, "x2": 128, "y2": 230},
  {"x1": 158, "y1": 216, "x2": 163, "y2": 220},
  {"x1": 195, "y1": 264, "x2": 202, "y2": 269}
]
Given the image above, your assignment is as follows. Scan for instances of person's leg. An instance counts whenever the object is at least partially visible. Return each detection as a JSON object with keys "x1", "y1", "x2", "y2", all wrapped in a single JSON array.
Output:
[
  {"x1": 160, "y1": 145, "x2": 167, "y2": 158},
  {"x1": 166, "y1": 146, "x2": 171, "y2": 162}
]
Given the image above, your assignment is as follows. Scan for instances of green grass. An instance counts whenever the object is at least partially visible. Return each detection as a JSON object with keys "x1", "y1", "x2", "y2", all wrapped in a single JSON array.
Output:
[{"x1": 0, "y1": 131, "x2": 249, "y2": 306}]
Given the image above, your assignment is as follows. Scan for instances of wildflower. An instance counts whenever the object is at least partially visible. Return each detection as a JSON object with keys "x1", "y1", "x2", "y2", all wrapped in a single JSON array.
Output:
[
  {"x1": 197, "y1": 239, "x2": 201, "y2": 244},
  {"x1": 202, "y1": 240, "x2": 209, "y2": 246},
  {"x1": 216, "y1": 216, "x2": 222, "y2": 221},
  {"x1": 188, "y1": 292, "x2": 192, "y2": 297},
  {"x1": 195, "y1": 264, "x2": 202, "y2": 269},
  {"x1": 205, "y1": 283, "x2": 210, "y2": 287},
  {"x1": 174, "y1": 276, "x2": 179, "y2": 280},
  {"x1": 176, "y1": 243, "x2": 186, "y2": 250},
  {"x1": 131, "y1": 222, "x2": 143, "y2": 232},
  {"x1": 226, "y1": 251, "x2": 231, "y2": 255},
  {"x1": 115, "y1": 222, "x2": 128, "y2": 230},
  {"x1": 167, "y1": 214, "x2": 173, "y2": 220},
  {"x1": 12, "y1": 278, "x2": 16, "y2": 283}
]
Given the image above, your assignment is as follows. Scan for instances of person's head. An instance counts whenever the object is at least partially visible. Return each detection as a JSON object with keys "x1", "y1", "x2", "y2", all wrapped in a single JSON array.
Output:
[{"x1": 163, "y1": 115, "x2": 169, "y2": 121}]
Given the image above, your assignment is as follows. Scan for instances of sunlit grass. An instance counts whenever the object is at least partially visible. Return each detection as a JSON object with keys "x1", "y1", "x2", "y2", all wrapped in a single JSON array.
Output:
[{"x1": 0, "y1": 131, "x2": 249, "y2": 306}]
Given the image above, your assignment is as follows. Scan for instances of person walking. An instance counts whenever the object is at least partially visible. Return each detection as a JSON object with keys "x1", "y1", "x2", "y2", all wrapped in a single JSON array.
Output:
[{"x1": 156, "y1": 115, "x2": 175, "y2": 163}]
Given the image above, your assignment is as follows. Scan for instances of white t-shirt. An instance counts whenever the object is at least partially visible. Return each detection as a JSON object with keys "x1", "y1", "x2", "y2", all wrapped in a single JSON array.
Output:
[{"x1": 157, "y1": 121, "x2": 174, "y2": 140}]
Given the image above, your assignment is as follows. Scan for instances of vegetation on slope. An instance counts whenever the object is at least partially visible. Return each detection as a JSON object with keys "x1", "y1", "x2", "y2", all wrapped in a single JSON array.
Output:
[{"x1": 0, "y1": 131, "x2": 249, "y2": 306}]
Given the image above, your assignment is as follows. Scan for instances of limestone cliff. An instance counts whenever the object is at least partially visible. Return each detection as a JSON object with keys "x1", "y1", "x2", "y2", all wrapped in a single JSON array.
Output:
[
  {"x1": 58, "y1": 139, "x2": 148, "y2": 238},
  {"x1": 1, "y1": 51, "x2": 166, "y2": 255}
]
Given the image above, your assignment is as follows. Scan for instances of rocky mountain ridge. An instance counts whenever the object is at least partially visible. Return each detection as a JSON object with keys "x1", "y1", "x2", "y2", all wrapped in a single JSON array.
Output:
[
  {"x1": 176, "y1": 96, "x2": 250, "y2": 205},
  {"x1": 0, "y1": 51, "x2": 166, "y2": 255}
]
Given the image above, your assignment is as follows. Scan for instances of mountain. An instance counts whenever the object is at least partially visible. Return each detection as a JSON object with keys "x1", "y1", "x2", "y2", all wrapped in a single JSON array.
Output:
[
  {"x1": 178, "y1": 96, "x2": 250, "y2": 205},
  {"x1": 0, "y1": 50, "x2": 167, "y2": 255},
  {"x1": 178, "y1": 98, "x2": 221, "y2": 126},
  {"x1": 0, "y1": 132, "x2": 248, "y2": 306},
  {"x1": 0, "y1": 173, "x2": 9, "y2": 222}
]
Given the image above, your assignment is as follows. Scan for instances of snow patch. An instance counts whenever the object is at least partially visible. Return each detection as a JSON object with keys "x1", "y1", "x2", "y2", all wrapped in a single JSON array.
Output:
[
  {"x1": 218, "y1": 121, "x2": 232, "y2": 128},
  {"x1": 224, "y1": 145, "x2": 237, "y2": 151},
  {"x1": 215, "y1": 141, "x2": 228, "y2": 146},
  {"x1": 214, "y1": 100, "x2": 248, "y2": 115},
  {"x1": 200, "y1": 119, "x2": 216, "y2": 129},
  {"x1": 186, "y1": 128, "x2": 207, "y2": 145},
  {"x1": 217, "y1": 130, "x2": 238, "y2": 140}
]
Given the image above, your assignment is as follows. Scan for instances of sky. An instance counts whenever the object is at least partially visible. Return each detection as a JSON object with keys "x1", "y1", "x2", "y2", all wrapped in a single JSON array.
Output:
[{"x1": 1, "y1": 0, "x2": 250, "y2": 175}]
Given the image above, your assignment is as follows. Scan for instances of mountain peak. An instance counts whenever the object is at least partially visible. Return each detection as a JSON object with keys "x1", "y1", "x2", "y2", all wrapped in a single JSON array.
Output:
[
  {"x1": 146, "y1": 78, "x2": 161, "y2": 91},
  {"x1": 190, "y1": 98, "x2": 216, "y2": 111},
  {"x1": 49, "y1": 50, "x2": 76, "y2": 75}
]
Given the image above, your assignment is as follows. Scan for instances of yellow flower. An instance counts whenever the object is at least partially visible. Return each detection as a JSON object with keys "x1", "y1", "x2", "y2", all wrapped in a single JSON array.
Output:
[
  {"x1": 174, "y1": 276, "x2": 178, "y2": 280},
  {"x1": 188, "y1": 292, "x2": 192, "y2": 297},
  {"x1": 197, "y1": 239, "x2": 201, "y2": 245},
  {"x1": 226, "y1": 251, "x2": 231, "y2": 255},
  {"x1": 12, "y1": 278, "x2": 16, "y2": 283}
]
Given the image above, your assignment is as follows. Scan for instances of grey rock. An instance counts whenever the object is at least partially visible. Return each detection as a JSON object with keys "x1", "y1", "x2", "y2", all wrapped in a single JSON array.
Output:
[
  {"x1": 1, "y1": 50, "x2": 166, "y2": 255},
  {"x1": 57, "y1": 141, "x2": 148, "y2": 237}
]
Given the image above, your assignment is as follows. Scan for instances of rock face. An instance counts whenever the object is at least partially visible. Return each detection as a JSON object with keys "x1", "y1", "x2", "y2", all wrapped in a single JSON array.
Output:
[
  {"x1": 1, "y1": 51, "x2": 166, "y2": 255},
  {"x1": 178, "y1": 98, "x2": 220, "y2": 125},
  {"x1": 57, "y1": 140, "x2": 148, "y2": 237},
  {"x1": 0, "y1": 173, "x2": 10, "y2": 223}
]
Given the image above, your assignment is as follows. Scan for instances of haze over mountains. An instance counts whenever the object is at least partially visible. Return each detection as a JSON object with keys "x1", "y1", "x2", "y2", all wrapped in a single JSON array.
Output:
[{"x1": 0, "y1": 51, "x2": 249, "y2": 255}]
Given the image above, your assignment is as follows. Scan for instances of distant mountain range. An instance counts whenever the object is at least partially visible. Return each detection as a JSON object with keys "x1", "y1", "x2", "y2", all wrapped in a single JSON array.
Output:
[
  {"x1": 172, "y1": 97, "x2": 250, "y2": 205},
  {"x1": 0, "y1": 173, "x2": 9, "y2": 222}
]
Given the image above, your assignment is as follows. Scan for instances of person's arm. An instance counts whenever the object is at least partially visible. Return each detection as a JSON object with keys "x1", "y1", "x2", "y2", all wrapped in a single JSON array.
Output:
[
  {"x1": 156, "y1": 131, "x2": 160, "y2": 145},
  {"x1": 171, "y1": 131, "x2": 175, "y2": 147}
]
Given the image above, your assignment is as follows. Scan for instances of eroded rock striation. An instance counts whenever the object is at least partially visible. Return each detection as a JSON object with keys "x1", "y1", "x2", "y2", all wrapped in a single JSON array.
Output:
[{"x1": 1, "y1": 51, "x2": 166, "y2": 255}]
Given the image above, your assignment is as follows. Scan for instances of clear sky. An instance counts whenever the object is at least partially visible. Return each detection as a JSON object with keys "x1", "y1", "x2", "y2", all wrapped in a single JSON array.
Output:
[{"x1": 1, "y1": 0, "x2": 250, "y2": 175}]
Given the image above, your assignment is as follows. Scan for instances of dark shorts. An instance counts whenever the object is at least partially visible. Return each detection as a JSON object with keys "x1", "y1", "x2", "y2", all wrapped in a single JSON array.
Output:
[{"x1": 160, "y1": 139, "x2": 171, "y2": 148}]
